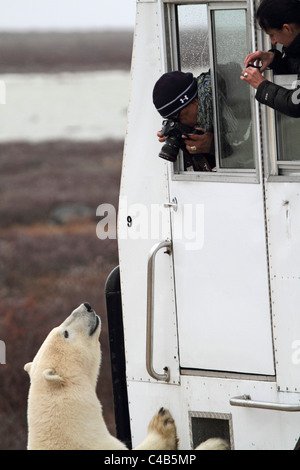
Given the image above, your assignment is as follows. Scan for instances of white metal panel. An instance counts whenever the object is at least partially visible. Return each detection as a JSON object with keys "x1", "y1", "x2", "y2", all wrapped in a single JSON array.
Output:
[
  {"x1": 127, "y1": 376, "x2": 300, "y2": 450},
  {"x1": 169, "y1": 180, "x2": 275, "y2": 375},
  {"x1": 265, "y1": 182, "x2": 300, "y2": 392},
  {"x1": 118, "y1": 0, "x2": 180, "y2": 384}
]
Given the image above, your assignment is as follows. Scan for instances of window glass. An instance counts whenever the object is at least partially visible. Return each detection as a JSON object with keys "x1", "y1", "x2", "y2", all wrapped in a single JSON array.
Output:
[
  {"x1": 176, "y1": 5, "x2": 210, "y2": 173},
  {"x1": 212, "y1": 9, "x2": 255, "y2": 169},
  {"x1": 177, "y1": 5, "x2": 209, "y2": 75}
]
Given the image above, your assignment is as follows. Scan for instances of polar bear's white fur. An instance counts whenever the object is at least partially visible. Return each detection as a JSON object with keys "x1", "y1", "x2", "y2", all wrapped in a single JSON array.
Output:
[
  {"x1": 196, "y1": 438, "x2": 230, "y2": 450},
  {"x1": 24, "y1": 303, "x2": 178, "y2": 450}
]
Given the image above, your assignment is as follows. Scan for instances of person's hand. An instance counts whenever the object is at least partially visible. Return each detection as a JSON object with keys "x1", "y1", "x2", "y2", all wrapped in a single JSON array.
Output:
[
  {"x1": 184, "y1": 128, "x2": 213, "y2": 154},
  {"x1": 240, "y1": 66, "x2": 267, "y2": 89},
  {"x1": 244, "y1": 50, "x2": 275, "y2": 72},
  {"x1": 157, "y1": 130, "x2": 166, "y2": 143}
]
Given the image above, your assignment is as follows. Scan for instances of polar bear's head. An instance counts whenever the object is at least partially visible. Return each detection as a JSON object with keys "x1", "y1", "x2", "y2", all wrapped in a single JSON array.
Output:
[{"x1": 24, "y1": 303, "x2": 101, "y2": 388}]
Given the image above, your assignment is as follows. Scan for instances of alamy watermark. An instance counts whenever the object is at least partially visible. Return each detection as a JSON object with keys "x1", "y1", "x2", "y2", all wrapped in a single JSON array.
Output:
[
  {"x1": 291, "y1": 339, "x2": 300, "y2": 366},
  {"x1": 96, "y1": 198, "x2": 204, "y2": 251},
  {"x1": 0, "y1": 340, "x2": 6, "y2": 365},
  {"x1": 0, "y1": 80, "x2": 6, "y2": 105}
]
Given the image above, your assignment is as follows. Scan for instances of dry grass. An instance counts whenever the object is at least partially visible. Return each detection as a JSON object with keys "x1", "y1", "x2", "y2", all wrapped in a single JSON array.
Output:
[{"x1": 0, "y1": 140, "x2": 123, "y2": 449}]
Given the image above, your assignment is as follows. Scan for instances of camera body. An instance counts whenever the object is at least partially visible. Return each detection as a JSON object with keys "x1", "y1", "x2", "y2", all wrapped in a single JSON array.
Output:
[{"x1": 159, "y1": 119, "x2": 203, "y2": 162}]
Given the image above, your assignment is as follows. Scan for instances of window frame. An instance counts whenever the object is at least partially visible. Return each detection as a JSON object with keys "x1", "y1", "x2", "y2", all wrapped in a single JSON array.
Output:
[{"x1": 162, "y1": 0, "x2": 261, "y2": 183}]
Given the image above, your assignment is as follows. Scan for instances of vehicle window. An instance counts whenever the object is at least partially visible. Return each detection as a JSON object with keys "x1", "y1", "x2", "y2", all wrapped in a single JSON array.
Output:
[{"x1": 174, "y1": 4, "x2": 256, "y2": 175}]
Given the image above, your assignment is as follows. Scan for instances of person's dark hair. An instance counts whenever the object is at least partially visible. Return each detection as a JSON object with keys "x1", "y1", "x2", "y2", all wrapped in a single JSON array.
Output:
[{"x1": 257, "y1": 0, "x2": 300, "y2": 30}]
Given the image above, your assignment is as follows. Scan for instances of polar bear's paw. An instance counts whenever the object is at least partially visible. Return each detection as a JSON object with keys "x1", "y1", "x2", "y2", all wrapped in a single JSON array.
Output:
[{"x1": 146, "y1": 407, "x2": 179, "y2": 450}]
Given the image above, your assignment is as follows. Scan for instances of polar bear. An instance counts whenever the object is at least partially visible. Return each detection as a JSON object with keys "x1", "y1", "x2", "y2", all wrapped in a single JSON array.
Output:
[
  {"x1": 24, "y1": 303, "x2": 178, "y2": 450},
  {"x1": 195, "y1": 438, "x2": 230, "y2": 450}
]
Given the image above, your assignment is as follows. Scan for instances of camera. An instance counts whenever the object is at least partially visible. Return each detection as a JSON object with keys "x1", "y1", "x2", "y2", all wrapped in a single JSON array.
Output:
[{"x1": 159, "y1": 119, "x2": 203, "y2": 162}]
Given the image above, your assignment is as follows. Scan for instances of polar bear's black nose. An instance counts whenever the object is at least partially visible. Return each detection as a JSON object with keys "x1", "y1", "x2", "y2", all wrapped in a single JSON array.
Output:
[{"x1": 84, "y1": 302, "x2": 93, "y2": 312}]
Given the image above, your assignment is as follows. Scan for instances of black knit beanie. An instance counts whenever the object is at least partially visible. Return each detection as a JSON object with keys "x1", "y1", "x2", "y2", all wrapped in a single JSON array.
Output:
[{"x1": 153, "y1": 71, "x2": 198, "y2": 118}]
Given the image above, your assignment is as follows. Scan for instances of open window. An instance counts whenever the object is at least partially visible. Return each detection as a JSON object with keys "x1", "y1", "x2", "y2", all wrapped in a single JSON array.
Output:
[{"x1": 164, "y1": 1, "x2": 258, "y2": 181}]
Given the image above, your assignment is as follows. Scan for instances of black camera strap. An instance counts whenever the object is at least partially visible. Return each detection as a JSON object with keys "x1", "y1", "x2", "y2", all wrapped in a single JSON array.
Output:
[{"x1": 191, "y1": 154, "x2": 212, "y2": 172}]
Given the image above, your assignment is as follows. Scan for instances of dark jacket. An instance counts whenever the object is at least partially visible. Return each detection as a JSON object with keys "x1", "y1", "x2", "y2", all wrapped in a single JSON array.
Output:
[{"x1": 255, "y1": 33, "x2": 300, "y2": 117}]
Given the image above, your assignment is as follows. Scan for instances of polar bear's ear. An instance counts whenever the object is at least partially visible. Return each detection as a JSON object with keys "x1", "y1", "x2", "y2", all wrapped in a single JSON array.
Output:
[
  {"x1": 24, "y1": 362, "x2": 32, "y2": 375},
  {"x1": 43, "y1": 369, "x2": 64, "y2": 385}
]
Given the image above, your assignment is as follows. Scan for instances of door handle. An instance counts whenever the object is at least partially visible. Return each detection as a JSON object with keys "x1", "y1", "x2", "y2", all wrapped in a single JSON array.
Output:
[
  {"x1": 230, "y1": 395, "x2": 300, "y2": 412},
  {"x1": 146, "y1": 240, "x2": 172, "y2": 382},
  {"x1": 164, "y1": 197, "x2": 178, "y2": 212}
]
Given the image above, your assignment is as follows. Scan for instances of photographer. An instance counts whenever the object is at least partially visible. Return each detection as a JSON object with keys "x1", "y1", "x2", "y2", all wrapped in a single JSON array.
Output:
[
  {"x1": 153, "y1": 71, "x2": 236, "y2": 171},
  {"x1": 153, "y1": 71, "x2": 214, "y2": 171},
  {"x1": 241, "y1": 0, "x2": 300, "y2": 118}
]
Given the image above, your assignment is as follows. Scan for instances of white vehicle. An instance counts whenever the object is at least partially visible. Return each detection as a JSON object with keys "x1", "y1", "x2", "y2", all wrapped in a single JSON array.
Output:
[{"x1": 106, "y1": 0, "x2": 300, "y2": 450}]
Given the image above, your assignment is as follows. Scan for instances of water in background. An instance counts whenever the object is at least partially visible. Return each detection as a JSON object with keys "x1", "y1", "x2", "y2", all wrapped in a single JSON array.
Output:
[{"x1": 0, "y1": 70, "x2": 130, "y2": 142}]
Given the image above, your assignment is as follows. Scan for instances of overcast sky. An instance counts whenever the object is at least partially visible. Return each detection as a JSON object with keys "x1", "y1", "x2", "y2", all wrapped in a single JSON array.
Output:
[{"x1": 0, "y1": 0, "x2": 136, "y2": 31}]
